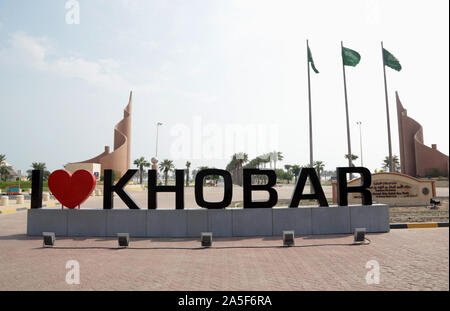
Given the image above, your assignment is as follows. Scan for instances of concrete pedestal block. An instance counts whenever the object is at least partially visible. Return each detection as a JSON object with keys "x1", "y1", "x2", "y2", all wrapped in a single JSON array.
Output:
[
  {"x1": 0, "y1": 196, "x2": 8, "y2": 206},
  {"x1": 350, "y1": 204, "x2": 390, "y2": 232},
  {"x1": 273, "y1": 207, "x2": 313, "y2": 236},
  {"x1": 186, "y1": 209, "x2": 208, "y2": 237},
  {"x1": 207, "y1": 209, "x2": 233, "y2": 237},
  {"x1": 27, "y1": 205, "x2": 389, "y2": 237},
  {"x1": 312, "y1": 206, "x2": 351, "y2": 234},
  {"x1": 106, "y1": 209, "x2": 147, "y2": 237},
  {"x1": 148, "y1": 209, "x2": 187, "y2": 237},
  {"x1": 232, "y1": 208, "x2": 273, "y2": 237},
  {"x1": 27, "y1": 208, "x2": 68, "y2": 236},
  {"x1": 67, "y1": 209, "x2": 107, "y2": 236},
  {"x1": 16, "y1": 195, "x2": 24, "y2": 204}
]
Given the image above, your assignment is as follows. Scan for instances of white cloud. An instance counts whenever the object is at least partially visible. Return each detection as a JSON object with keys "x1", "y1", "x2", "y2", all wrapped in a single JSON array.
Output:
[
  {"x1": 2, "y1": 32, "x2": 130, "y2": 91},
  {"x1": 0, "y1": 32, "x2": 219, "y2": 106},
  {"x1": 9, "y1": 32, "x2": 49, "y2": 70}
]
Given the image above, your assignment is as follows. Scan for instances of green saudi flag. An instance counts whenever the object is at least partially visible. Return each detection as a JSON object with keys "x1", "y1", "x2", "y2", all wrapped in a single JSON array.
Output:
[
  {"x1": 308, "y1": 46, "x2": 319, "y2": 73},
  {"x1": 342, "y1": 46, "x2": 361, "y2": 67},
  {"x1": 383, "y1": 48, "x2": 402, "y2": 71}
]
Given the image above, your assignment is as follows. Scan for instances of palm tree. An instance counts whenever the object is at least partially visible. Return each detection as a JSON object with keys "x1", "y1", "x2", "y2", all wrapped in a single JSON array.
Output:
[
  {"x1": 0, "y1": 154, "x2": 8, "y2": 181},
  {"x1": 272, "y1": 151, "x2": 283, "y2": 169},
  {"x1": 27, "y1": 162, "x2": 51, "y2": 180},
  {"x1": 185, "y1": 161, "x2": 191, "y2": 186},
  {"x1": 313, "y1": 161, "x2": 325, "y2": 182},
  {"x1": 291, "y1": 165, "x2": 301, "y2": 183},
  {"x1": 284, "y1": 165, "x2": 292, "y2": 184},
  {"x1": 236, "y1": 153, "x2": 248, "y2": 186},
  {"x1": 159, "y1": 159, "x2": 174, "y2": 186},
  {"x1": 133, "y1": 157, "x2": 150, "y2": 184},
  {"x1": 344, "y1": 154, "x2": 359, "y2": 167},
  {"x1": 260, "y1": 154, "x2": 271, "y2": 168},
  {"x1": 382, "y1": 155, "x2": 400, "y2": 172},
  {"x1": 197, "y1": 166, "x2": 210, "y2": 186},
  {"x1": 284, "y1": 164, "x2": 292, "y2": 173}
]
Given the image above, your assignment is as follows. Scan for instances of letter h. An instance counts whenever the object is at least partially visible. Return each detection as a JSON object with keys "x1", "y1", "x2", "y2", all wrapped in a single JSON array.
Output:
[{"x1": 148, "y1": 169, "x2": 185, "y2": 209}]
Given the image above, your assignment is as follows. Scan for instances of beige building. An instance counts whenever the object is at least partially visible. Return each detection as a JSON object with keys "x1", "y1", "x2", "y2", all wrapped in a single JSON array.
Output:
[
  {"x1": 64, "y1": 163, "x2": 101, "y2": 180},
  {"x1": 397, "y1": 92, "x2": 449, "y2": 177},
  {"x1": 65, "y1": 91, "x2": 133, "y2": 177}
]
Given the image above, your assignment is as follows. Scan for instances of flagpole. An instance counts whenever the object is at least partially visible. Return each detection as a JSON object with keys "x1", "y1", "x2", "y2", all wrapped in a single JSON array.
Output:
[
  {"x1": 307, "y1": 39, "x2": 314, "y2": 191},
  {"x1": 341, "y1": 41, "x2": 353, "y2": 178},
  {"x1": 307, "y1": 40, "x2": 313, "y2": 170},
  {"x1": 381, "y1": 41, "x2": 394, "y2": 172}
]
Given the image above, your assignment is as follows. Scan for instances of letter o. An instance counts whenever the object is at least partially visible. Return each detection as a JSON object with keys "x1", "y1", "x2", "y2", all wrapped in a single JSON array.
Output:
[{"x1": 195, "y1": 169, "x2": 232, "y2": 209}]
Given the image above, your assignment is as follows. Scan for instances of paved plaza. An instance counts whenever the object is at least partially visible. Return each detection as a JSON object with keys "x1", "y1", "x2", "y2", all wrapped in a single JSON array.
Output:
[{"x1": 0, "y1": 209, "x2": 448, "y2": 291}]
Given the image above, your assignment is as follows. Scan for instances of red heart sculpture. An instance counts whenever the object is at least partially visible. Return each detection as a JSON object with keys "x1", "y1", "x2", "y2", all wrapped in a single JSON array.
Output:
[{"x1": 48, "y1": 170, "x2": 96, "y2": 209}]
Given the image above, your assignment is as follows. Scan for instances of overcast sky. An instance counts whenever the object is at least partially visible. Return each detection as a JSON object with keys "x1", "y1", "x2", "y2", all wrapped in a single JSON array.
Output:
[{"x1": 0, "y1": 0, "x2": 448, "y2": 174}]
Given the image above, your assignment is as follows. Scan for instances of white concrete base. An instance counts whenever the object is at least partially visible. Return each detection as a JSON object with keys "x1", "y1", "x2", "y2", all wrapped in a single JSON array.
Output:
[
  {"x1": 0, "y1": 196, "x2": 9, "y2": 206},
  {"x1": 27, "y1": 204, "x2": 390, "y2": 237}
]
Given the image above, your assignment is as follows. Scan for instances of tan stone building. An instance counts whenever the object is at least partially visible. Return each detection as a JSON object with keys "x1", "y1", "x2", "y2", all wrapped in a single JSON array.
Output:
[
  {"x1": 396, "y1": 91, "x2": 449, "y2": 177},
  {"x1": 65, "y1": 91, "x2": 133, "y2": 178}
]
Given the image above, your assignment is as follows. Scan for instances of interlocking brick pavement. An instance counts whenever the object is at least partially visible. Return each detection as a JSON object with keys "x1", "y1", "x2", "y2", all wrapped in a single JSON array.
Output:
[{"x1": 0, "y1": 211, "x2": 448, "y2": 290}]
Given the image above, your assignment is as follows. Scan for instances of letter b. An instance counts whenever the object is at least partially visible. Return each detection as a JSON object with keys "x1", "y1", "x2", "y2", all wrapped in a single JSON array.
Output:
[{"x1": 243, "y1": 169, "x2": 278, "y2": 208}]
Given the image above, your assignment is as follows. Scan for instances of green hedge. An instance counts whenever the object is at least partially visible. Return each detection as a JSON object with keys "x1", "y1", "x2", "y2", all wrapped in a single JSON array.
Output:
[{"x1": 0, "y1": 181, "x2": 49, "y2": 191}]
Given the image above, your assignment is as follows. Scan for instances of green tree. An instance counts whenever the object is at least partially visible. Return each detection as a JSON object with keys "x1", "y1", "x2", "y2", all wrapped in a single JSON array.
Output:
[
  {"x1": 133, "y1": 157, "x2": 150, "y2": 184},
  {"x1": 208, "y1": 168, "x2": 221, "y2": 184},
  {"x1": 382, "y1": 155, "x2": 400, "y2": 172},
  {"x1": 158, "y1": 159, "x2": 174, "y2": 186},
  {"x1": 236, "y1": 153, "x2": 248, "y2": 186},
  {"x1": 313, "y1": 161, "x2": 325, "y2": 182},
  {"x1": 291, "y1": 165, "x2": 301, "y2": 183},
  {"x1": 197, "y1": 166, "x2": 210, "y2": 186},
  {"x1": 0, "y1": 154, "x2": 10, "y2": 182},
  {"x1": 0, "y1": 166, "x2": 10, "y2": 182},
  {"x1": 185, "y1": 161, "x2": 191, "y2": 186},
  {"x1": 27, "y1": 162, "x2": 51, "y2": 181},
  {"x1": 226, "y1": 153, "x2": 248, "y2": 186},
  {"x1": 274, "y1": 169, "x2": 285, "y2": 181},
  {"x1": 271, "y1": 151, "x2": 283, "y2": 169},
  {"x1": 344, "y1": 154, "x2": 359, "y2": 167},
  {"x1": 284, "y1": 165, "x2": 293, "y2": 184}
]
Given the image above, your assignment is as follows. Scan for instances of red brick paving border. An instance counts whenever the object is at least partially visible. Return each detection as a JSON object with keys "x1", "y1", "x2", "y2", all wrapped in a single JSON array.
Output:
[{"x1": 0, "y1": 212, "x2": 448, "y2": 290}]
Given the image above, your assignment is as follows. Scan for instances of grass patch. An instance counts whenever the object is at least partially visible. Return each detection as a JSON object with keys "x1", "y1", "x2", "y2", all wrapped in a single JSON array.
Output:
[{"x1": 0, "y1": 181, "x2": 48, "y2": 191}]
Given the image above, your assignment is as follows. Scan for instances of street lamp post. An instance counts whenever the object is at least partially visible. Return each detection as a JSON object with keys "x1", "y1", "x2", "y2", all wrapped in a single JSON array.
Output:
[
  {"x1": 155, "y1": 122, "x2": 163, "y2": 158},
  {"x1": 152, "y1": 122, "x2": 163, "y2": 170},
  {"x1": 356, "y1": 121, "x2": 363, "y2": 166}
]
